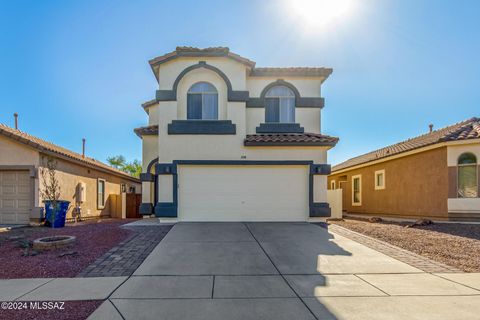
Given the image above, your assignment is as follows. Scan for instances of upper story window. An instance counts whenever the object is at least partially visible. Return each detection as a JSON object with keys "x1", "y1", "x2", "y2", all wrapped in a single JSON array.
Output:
[
  {"x1": 265, "y1": 86, "x2": 295, "y2": 123},
  {"x1": 187, "y1": 82, "x2": 218, "y2": 120},
  {"x1": 458, "y1": 152, "x2": 478, "y2": 198}
]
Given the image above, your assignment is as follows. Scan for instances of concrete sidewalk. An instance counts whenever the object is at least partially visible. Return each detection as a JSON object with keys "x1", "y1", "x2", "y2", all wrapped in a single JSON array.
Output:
[
  {"x1": 1, "y1": 223, "x2": 480, "y2": 319},
  {"x1": 0, "y1": 277, "x2": 127, "y2": 301}
]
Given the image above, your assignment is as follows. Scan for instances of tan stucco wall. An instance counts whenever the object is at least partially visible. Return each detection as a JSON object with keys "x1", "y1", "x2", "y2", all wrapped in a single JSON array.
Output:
[
  {"x1": 328, "y1": 147, "x2": 449, "y2": 219},
  {"x1": 38, "y1": 155, "x2": 141, "y2": 220},
  {"x1": 142, "y1": 136, "x2": 158, "y2": 172},
  {"x1": 158, "y1": 57, "x2": 248, "y2": 91},
  {"x1": 147, "y1": 105, "x2": 160, "y2": 125},
  {"x1": 0, "y1": 137, "x2": 39, "y2": 166}
]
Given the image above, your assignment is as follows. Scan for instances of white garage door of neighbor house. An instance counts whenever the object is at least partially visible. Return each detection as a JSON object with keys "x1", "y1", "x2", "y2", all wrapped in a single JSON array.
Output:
[
  {"x1": 0, "y1": 171, "x2": 31, "y2": 224},
  {"x1": 178, "y1": 165, "x2": 309, "y2": 222}
]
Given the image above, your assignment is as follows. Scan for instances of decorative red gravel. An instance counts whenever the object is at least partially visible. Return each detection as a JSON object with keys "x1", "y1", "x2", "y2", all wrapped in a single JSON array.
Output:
[
  {"x1": 0, "y1": 300, "x2": 103, "y2": 320},
  {"x1": 330, "y1": 218, "x2": 480, "y2": 272},
  {"x1": 0, "y1": 219, "x2": 135, "y2": 279}
]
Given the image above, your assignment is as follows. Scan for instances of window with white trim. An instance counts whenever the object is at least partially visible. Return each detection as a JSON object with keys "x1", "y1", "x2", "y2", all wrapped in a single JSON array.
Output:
[
  {"x1": 352, "y1": 175, "x2": 362, "y2": 206},
  {"x1": 330, "y1": 180, "x2": 336, "y2": 190},
  {"x1": 97, "y1": 179, "x2": 106, "y2": 209},
  {"x1": 187, "y1": 82, "x2": 218, "y2": 120},
  {"x1": 374, "y1": 170, "x2": 385, "y2": 190},
  {"x1": 457, "y1": 153, "x2": 478, "y2": 198}
]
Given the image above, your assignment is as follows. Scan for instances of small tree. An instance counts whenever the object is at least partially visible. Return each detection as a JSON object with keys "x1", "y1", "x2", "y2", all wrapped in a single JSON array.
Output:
[
  {"x1": 107, "y1": 155, "x2": 141, "y2": 178},
  {"x1": 106, "y1": 155, "x2": 126, "y2": 169},
  {"x1": 123, "y1": 159, "x2": 142, "y2": 178},
  {"x1": 39, "y1": 157, "x2": 61, "y2": 227}
]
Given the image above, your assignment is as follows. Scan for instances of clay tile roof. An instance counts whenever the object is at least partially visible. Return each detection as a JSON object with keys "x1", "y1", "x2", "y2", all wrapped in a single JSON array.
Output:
[
  {"x1": 149, "y1": 46, "x2": 256, "y2": 69},
  {"x1": 141, "y1": 99, "x2": 157, "y2": 109},
  {"x1": 250, "y1": 67, "x2": 333, "y2": 78},
  {"x1": 0, "y1": 124, "x2": 139, "y2": 180},
  {"x1": 134, "y1": 124, "x2": 159, "y2": 137},
  {"x1": 244, "y1": 133, "x2": 339, "y2": 146},
  {"x1": 333, "y1": 117, "x2": 480, "y2": 172}
]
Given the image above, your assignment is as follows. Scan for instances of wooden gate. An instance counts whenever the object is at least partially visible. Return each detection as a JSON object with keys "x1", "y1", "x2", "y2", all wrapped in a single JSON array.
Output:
[{"x1": 126, "y1": 194, "x2": 142, "y2": 218}]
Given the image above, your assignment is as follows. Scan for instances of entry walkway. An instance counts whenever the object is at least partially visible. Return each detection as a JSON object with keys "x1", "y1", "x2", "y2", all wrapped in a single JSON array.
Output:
[{"x1": 1, "y1": 223, "x2": 479, "y2": 319}]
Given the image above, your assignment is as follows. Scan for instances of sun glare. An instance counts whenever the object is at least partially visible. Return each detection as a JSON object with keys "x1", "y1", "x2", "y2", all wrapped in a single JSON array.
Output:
[{"x1": 287, "y1": 0, "x2": 354, "y2": 31}]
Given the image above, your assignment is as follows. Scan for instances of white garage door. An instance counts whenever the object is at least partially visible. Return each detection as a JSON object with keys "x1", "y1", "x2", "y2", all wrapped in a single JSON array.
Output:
[
  {"x1": 0, "y1": 171, "x2": 31, "y2": 224},
  {"x1": 178, "y1": 165, "x2": 309, "y2": 222}
]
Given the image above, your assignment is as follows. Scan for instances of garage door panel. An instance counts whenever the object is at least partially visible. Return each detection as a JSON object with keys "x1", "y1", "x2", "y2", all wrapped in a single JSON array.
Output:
[
  {"x1": 1, "y1": 199, "x2": 16, "y2": 209},
  {"x1": 1, "y1": 213, "x2": 17, "y2": 224},
  {"x1": 18, "y1": 199, "x2": 31, "y2": 209},
  {"x1": 0, "y1": 171, "x2": 31, "y2": 224},
  {"x1": 178, "y1": 165, "x2": 309, "y2": 222},
  {"x1": 1, "y1": 186, "x2": 16, "y2": 195},
  {"x1": 1, "y1": 172, "x2": 17, "y2": 182}
]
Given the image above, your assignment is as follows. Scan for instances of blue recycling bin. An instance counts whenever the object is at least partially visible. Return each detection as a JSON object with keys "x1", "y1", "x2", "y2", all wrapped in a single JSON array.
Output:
[{"x1": 44, "y1": 200, "x2": 70, "y2": 228}]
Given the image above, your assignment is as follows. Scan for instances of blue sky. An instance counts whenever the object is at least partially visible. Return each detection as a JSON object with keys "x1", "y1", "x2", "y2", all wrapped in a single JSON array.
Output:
[{"x1": 0, "y1": 0, "x2": 479, "y2": 165}]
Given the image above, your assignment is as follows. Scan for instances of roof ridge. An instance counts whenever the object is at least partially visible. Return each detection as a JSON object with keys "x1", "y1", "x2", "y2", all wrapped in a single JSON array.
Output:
[{"x1": 333, "y1": 116, "x2": 480, "y2": 172}]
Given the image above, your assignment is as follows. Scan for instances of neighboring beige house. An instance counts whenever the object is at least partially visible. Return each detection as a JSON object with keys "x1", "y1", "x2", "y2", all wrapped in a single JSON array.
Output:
[
  {"x1": 135, "y1": 46, "x2": 338, "y2": 221},
  {"x1": 0, "y1": 124, "x2": 141, "y2": 224},
  {"x1": 328, "y1": 117, "x2": 480, "y2": 221}
]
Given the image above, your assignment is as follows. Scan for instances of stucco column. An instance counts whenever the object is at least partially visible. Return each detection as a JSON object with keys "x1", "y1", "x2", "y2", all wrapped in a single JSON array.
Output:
[
  {"x1": 139, "y1": 173, "x2": 155, "y2": 215},
  {"x1": 309, "y1": 164, "x2": 332, "y2": 217}
]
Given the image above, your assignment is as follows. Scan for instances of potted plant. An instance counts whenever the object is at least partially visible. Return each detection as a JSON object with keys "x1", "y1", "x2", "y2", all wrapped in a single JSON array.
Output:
[{"x1": 40, "y1": 157, "x2": 70, "y2": 228}]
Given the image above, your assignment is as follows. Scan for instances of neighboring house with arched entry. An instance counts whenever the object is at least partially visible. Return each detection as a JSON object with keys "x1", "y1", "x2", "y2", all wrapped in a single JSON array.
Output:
[
  {"x1": 134, "y1": 46, "x2": 338, "y2": 221},
  {"x1": 328, "y1": 117, "x2": 480, "y2": 221}
]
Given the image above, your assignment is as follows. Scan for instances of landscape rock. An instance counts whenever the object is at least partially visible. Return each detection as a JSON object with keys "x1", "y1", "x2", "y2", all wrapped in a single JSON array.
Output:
[{"x1": 406, "y1": 219, "x2": 433, "y2": 228}]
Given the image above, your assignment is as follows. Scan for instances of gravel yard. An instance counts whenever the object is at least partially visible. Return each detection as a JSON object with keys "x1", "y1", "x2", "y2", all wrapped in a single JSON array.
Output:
[
  {"x1": 0, "y1": 219, "x2": 135, "y2": 279},
  {"x1": 330, "y1": 218, "x2": 480, "y2": 272}
]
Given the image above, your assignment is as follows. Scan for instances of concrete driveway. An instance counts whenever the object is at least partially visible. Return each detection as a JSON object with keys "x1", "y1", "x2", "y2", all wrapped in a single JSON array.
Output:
[{"x1": 90, "y1": 222, "x2": 480, "y2": 320}]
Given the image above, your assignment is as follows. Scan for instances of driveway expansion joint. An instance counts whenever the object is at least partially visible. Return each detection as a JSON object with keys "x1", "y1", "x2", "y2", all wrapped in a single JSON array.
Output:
[{"x1": 243, "y1": 222, "x2": 320, "y2": 320}]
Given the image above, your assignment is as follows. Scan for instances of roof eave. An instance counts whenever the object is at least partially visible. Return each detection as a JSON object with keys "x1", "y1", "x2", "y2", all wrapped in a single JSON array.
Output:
[
  {"x1": 0, "y1": 128, "x2": 139, "y2": 182},
  {"x1": 244, "y1": 141, "x2": 338, "y2": 147}
]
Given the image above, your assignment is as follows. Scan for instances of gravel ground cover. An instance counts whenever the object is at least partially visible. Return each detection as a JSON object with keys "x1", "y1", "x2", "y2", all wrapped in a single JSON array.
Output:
[
  {"x1": 330, "y1": 218, "x2": 480, "y2": 272},
  {"x1": 0, "y1": 300, "x2": 102, "y2": 320},
  {"x1": 0, "y1": 219, "x2": 135, "y2": 279}
]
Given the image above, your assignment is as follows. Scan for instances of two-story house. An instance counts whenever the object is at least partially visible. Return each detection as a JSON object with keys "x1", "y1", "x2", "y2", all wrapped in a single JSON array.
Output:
[{"x1": 134, "y1": 47, "x2": 338, "y2": 222}]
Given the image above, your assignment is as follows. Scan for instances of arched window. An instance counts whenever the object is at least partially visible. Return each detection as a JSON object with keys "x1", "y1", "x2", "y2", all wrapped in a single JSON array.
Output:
[
  {"x1": 265, "y1": 86, "x2": 295, "y2": 123},
  {"x1": 187, "y1": 82, "x2": 218, "y2": 120},
  {"x1": 457, "y1": 152, "x2": 478, "y2": 198}
]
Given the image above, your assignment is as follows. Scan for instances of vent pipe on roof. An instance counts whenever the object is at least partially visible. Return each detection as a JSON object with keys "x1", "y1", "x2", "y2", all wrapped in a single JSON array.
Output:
[
  {"x1": 429, "y1": 124, "x2": 434, "y2": 133},
  {"x1": 82, "y1": 138, "x2": 86, "y2": 158},
  {"x1": 13, "y1": 113, "x2": 18, "y2": 130}
]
